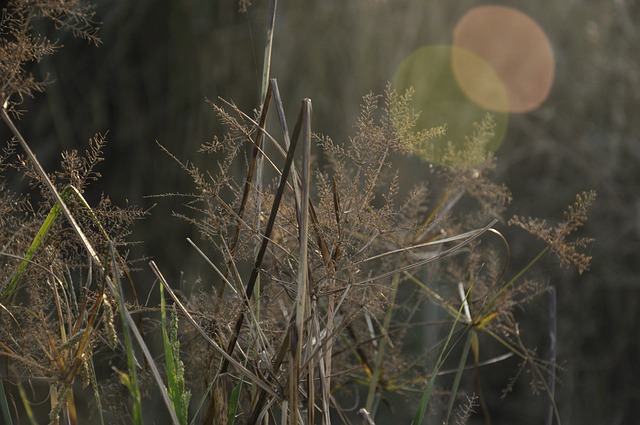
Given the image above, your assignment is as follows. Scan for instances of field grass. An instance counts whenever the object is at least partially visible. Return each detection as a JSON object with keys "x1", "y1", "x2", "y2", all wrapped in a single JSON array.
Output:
[{"x1": 0, "y1": 1, "x2": 595, "y2": 424}]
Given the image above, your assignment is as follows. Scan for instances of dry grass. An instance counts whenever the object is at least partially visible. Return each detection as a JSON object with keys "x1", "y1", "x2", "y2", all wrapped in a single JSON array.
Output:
[{"x1": 0, "y1": 1, "x2": 595, "y2": 424}]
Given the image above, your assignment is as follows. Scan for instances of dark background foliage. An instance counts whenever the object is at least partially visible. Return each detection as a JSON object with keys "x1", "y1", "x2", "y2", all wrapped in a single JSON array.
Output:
[{"x1": 2, "y1": 0, "x2": 638, "y2": 423}]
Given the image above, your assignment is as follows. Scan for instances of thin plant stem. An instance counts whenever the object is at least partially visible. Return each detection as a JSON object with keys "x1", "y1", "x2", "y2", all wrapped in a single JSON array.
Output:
[
  {"x1": 220, "y1": 95, "x2": 303, "y2": 374},
  {"x1": 411, "y1": 299, "x2": 467, "y2": 425},
  {"x1": 259, "y1": 0, "x2": 278, "y2": 105},
  {"x1": 483, "y1": 246, "x2": 550, "y2": 316},
  {"x1": 365, "y1": 272, "x2": 400, "y2": 416},
  {"x1": 545, "y1": 286, "x2": 557, "y2": 425}
]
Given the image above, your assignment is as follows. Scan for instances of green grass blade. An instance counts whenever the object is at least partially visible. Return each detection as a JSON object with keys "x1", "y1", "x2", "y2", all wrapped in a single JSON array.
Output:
[
  {"x1": 2, "y1": 187, "x2": 71, "y2": 299},
  {"x1": 411, "y1": 298, "x2": 467, "y2": 425},
  {"x1": 160, "y1": 283, "x2": 176, "y2": 415},
  {"x1": 0, "y1": 381, "x2": 14, "y2": 425},
  {"x1": 189, "y1": 378, "x2": 217, "y2": 425},
  {"x1": 16, "y1": 382, "x2": 37, "y2": 425},
  {"x1": 227, "y1": 379, "x2": 243, "y2": 425},
  {"x1": 0, "y1": 109, "x2": 105, "y2": 289},
  {"x1": 161, "y1": 283, "x2": 191, "y2": 425},
  {"x1": 149, "y1": 261, "x2": 279, "y2": 400},
  {"x1": 108, "y1": 246, "x2": 181, "y2": 425},
  {"x1": 444, "y1": 330, "x2": 474, "y2": 425},
  {"x1": 111, "y1": 253, "x2": 142, "y2": 425}
]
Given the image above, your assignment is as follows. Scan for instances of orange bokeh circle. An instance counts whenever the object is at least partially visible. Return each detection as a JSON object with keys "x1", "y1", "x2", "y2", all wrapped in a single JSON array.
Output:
[
  {"x1": 452, "y1": 6, "x2": 555, "y2": 113},
  {"x1": 392, "y1": 45, "x2": 509, "y2": 165}
]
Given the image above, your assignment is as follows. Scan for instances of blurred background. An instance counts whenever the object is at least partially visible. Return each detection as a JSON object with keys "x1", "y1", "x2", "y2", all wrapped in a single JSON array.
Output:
[{"x1": 3, "y1": 0, "x2": 639, "y2": 423}]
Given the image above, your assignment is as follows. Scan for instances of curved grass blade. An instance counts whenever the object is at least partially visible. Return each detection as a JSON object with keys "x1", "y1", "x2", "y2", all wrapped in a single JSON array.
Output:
[
  {"x1": 357, "y1": 220, "x2": 498, "y2": 285},
  {"x1": 2, "y1": 187, "x2": 70, "y2": 299}
]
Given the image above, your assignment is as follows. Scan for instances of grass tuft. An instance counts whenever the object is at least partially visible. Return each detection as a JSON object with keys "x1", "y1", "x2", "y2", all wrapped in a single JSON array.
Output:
[{"x1": 0, "y1": 1, "x2": 596, "y2": 424}]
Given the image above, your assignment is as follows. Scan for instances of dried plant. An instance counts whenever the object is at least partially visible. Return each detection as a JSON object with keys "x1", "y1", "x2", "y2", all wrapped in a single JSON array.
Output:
[
  {"x1": 159, "y1": 81, "x2": 594, "y2": 424},
  {"x1": 0, "y1": 1, "x2": 597, "y2": 424},
  {"x1": 1, "y1": 0, "x2": 100, "y2": 108},
  {"x1": 509, "y1": 190, "x2": 596, "y2": 275}
]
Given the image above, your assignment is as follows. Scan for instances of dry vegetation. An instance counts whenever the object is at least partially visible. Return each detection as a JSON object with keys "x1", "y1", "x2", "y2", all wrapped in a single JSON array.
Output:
[{"x1": 0, "y1": 1, "x2": 595, "y2": 424}]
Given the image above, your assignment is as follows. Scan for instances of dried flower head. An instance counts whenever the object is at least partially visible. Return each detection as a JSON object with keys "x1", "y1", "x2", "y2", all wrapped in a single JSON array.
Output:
[
  {"x1": 1, "y1": 0, "x2": 100, "y2": 107},
  {"x1": 509, "y1": 190, "x2": 596, "y2": 274}
]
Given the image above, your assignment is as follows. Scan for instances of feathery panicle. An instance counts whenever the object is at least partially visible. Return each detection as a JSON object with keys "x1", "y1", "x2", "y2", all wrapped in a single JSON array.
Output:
[{"x1": 510, "y1": 190, "x2": 596, "y2": 274}]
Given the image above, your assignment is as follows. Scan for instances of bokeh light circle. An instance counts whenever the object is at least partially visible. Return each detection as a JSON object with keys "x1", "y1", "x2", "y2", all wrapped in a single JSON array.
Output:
[
  {"x1": 392, "y1": 45, "x2": 508, "y2": 165},
  {"x1": 450, "y1": 47, "x2": 509, "y2": 113},
  {"x1": 452, "y1": 6, "x2": 555, "y2": 113}
]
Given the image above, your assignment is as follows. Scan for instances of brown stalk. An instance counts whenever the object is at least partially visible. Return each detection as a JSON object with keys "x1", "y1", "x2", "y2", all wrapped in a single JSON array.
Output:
[
  {"x1": 220, "y1": 81, "x2": 273, "y2": 305},
  {"x1": 247, "y1": 93, "x2": 321, "y2": 425},
  {"x1": 220, "y1": 96, "x2": 303, "y2": 374},
  {"x1": 289, "y1": 98, "x2": 312, "y2": 425}
]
